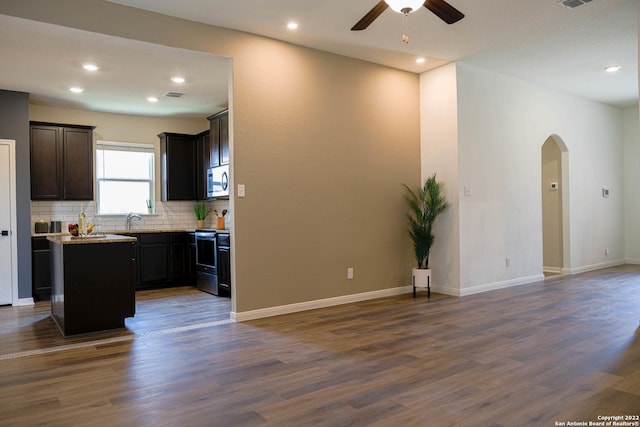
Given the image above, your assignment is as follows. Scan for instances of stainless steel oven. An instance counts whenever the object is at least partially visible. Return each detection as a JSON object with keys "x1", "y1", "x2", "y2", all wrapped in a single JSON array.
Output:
[{"x1": 195, "y1": 230, "x2": 219, "y2": 295}]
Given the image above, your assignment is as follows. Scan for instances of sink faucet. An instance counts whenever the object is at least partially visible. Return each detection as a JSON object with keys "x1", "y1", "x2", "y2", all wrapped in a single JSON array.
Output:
[{"x1": 126, "y1": 212, "x2": 142, "y2": 230}]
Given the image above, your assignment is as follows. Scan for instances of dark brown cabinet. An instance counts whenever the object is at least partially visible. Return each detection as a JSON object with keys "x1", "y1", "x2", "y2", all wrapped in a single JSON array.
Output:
[
  {"x1": 30, "y1": 122, "x2": 94, "y2": 201},
  {"x1": 208, "y1": 110, "x2": 229, "y2": 167},
  {"x1": 138, "y1": 235, "x2": 169, "y2": 285},
  {"x1": 159, "y1": 111, "x2": 225, "y2": 201},
  {"x1": 133, "y1": 232, "x2": 192, "y2": 289},
  {"x1": 216, "y1": 233, "x2": 231, "y2": 296},
  {"x1": 159, "y1": 132, "x2": 197, "y2": 201},
  {"x1": 195, "y1": 130, "x2": 211, "y2": 200},
  {"x1": 50, "y1": 239, "x2": 136, "y2": 336},
  {"x1": 31, "y1": 236, "x2": 51, "y2": 301},
  {"x1": 188, "y1": 232, "x2": 197, "y2": 281},
  {"x1": 169, "y1": 233, "x2": 188, "y2": 280}
]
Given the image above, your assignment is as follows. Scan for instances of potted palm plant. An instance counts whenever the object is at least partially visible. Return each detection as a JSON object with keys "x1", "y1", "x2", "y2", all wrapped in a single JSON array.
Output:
[
  {"x1": 194, "y1": 203, "x2": 209, "y2": 229},
  {"x1": 403, "y1": 173, "x2": 449, "y2": 298}
]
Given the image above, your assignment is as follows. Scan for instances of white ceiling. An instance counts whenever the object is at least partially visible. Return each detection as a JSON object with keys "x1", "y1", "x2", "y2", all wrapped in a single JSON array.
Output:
[
  {"x1": 0, "y1": 0, "x2": 637, "y2": 120},
  {"x1": 0, "y1": 14, "x2": 230, "y2": 119}
]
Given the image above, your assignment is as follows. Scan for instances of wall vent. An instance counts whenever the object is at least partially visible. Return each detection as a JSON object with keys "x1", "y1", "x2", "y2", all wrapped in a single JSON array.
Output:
[
  {"x1": 558, "y1": 0, "x2": 593, "y2": 9},
  {"x1": 164, "y1": 91, "x2": 184, "y2": 98}
]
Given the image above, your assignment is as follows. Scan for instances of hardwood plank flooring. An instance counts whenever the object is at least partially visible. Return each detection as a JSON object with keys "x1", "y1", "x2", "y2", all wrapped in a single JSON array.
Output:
[
  {"x1": 1, "y1": 266, "x2": 639, "y2": 426},
  {"x1": 0, "y1": 286, "x2": 231, "y2": 357}
]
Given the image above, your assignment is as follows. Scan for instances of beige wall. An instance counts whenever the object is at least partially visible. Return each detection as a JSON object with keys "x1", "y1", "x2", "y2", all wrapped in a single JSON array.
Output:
[
  {"x1": 541, "y1": 137, "x2": 563, "y2": 270},
  {"x1": 29, "y1": 104, "x2": 208, "y2": 143},
  {"x1": 2, "y1": 0, "x2": 421, "y2": 314}
]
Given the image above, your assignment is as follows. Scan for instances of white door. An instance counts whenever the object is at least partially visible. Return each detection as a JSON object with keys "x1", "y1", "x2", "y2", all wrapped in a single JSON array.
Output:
[{"x1": 0, "y1": 141, "x2": 14, "y2": 305}]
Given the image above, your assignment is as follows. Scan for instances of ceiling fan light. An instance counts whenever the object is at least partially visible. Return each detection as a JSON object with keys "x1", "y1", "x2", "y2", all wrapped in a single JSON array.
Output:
[{"x1": 384, "y1": 0, "x2": 425, "y2": 14}]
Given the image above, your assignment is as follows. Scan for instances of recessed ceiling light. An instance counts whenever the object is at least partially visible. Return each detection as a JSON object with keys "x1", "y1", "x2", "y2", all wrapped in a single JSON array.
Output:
[
  {"x1": 416, "y1": 57, "x2": 426, "y2": 64},
  {"x1": 147, "y1": 96, "x2": 159, "y2": 103},
  {"x1": 69, "y1": 87, "x2": 84, "y2": 93},
  {"x1": 83, "y1": 63, "x2": 99, "y2": 71},
  {"x1": 170, "y1": 76, "x2": 185, "y2": 84},
  {"x1": 604, "y1": 65, "x2": 621, "y2": 73},
  {"x1": 287, "y1": 22, "x2": 299, "y2": 30}
]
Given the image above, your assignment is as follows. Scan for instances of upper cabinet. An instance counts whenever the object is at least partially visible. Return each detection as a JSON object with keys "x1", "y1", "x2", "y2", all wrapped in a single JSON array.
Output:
[
  {"x1": 208, "y1": 110, "x2": 229, "y2": 167},
  {"x1": 196, "y1": 130, "x2": 211, "y2": 201},
  {"x1": 160, "y1": 110, "x2": 228, "y2": 201},
  {"x1": 30, "y1": 122, "x2": 95, "y2": 201},
  {"x1": 159, "y1": 132, "x2": 197, "y2": 201}
]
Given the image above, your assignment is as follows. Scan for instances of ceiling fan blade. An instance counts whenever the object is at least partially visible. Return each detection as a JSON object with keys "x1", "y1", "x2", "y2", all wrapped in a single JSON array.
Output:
[
  {"x1": 424, "y1": 0, "x2": 465, "y2": 24},
  {"x1": 351, "y1": 1, "x2": 389, "y2": 31}
]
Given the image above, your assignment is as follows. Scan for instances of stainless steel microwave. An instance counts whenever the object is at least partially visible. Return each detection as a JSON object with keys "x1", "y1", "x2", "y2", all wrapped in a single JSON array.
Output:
[{"x1": 207, "y1": 165, "x2": 229, "y2": 199}]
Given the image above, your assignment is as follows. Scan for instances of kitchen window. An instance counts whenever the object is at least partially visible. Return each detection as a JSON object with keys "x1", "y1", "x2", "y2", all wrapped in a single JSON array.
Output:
[{"x1": 96, "y1": 141, "x2": 155, "y2": 215}]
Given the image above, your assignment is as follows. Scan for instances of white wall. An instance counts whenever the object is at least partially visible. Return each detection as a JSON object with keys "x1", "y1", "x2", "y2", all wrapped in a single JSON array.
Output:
[
  {"x1": 624, "y1": 107, "x2": 640, "y2": 263},
  {"x1": 421, "y1": 62, "x2": 628, "y2": 295},
  {"x1": 419, "y1": 63, "x2": 460, "y2": 294}
]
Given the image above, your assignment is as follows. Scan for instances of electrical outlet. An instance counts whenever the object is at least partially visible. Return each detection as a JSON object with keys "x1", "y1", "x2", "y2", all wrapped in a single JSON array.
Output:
[
  {"x1": 604, "y1": 248, "x2": 609, "y2": 256},
  {"x1": 505, "y1": 257, "x2": 511, "y2": 268},
  {"x1": 347, "y1": 268, "x2": 354, "y2": 279}
]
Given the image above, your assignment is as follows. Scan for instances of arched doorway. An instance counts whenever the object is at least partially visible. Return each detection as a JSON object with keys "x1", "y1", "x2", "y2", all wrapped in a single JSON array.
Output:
[{"x1": 541, "y1": 135, "x2": 570, "y2": 275}]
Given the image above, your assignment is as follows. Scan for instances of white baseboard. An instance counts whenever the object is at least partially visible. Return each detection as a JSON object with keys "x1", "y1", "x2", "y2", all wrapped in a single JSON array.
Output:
[
  {"x1": 625, "y1": 258, "x2": 640, "y2": 265},
  {"x1": 458, "y1": 274, "x2": 545, "y2": 297},
  {"x1": 16, "y1": 297, "x2": 34, "y2": 306},
  {"x1": 429, "y1": 285, "x2": 461, "y2": 296},
  {"x1": 231, "y1": 260, "x2": 630, "y2": 322},
  {"x1": 543, "y1": 266, "x2": 563, "y2": 274},
  {"x1": 564, "y1": 259, "x2": 625, "y2": 275},
  {"x1": 231, "y1": 285, "x2": 413, "y2": 322}
]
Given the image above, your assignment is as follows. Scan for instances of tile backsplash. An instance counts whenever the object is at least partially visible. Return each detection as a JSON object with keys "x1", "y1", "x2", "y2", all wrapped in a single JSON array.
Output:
[{"x1": 31, "y1": 200, "x2": 231, "y2": 233}]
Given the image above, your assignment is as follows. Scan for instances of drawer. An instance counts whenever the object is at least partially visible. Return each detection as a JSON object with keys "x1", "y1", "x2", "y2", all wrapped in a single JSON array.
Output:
[
  {"x1": 138, "y1": 233, "x2": 170, "y2": 245},
  {"x1": 216, "y1": 233, "x2": 230, "y2": 247},
  {"x1": 170, "y1": 232, "x2": 188, "y2": 243},
  {"x1": 32, "y1": 237, "x2": 50, "y2": 251}
]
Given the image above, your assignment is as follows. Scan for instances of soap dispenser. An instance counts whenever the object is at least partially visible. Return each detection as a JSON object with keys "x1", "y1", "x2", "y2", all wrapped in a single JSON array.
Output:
[{"x1": 78, "y1": 203, "x2": 87, "y2": 237}]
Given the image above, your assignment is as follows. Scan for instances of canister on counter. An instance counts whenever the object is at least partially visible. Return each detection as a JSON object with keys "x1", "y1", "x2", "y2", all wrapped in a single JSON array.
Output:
[{"x1": 34, "y1": 220, "x2": 49, "y2": 233}]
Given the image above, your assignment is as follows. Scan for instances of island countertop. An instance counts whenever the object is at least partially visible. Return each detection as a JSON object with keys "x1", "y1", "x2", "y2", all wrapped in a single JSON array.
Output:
[{"x1": 47, "y1": 234, "x2": 137, "y2": 245}]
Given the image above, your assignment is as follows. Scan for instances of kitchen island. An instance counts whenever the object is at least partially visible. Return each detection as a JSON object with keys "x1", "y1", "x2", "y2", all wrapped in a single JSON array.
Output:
[{"x1": 47, "y1": 234, "x2": 137, "y2": 336}]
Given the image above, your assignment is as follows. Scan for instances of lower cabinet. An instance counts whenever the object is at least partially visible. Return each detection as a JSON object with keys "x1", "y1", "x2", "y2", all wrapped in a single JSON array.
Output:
[
  {"x1": 50, "y1": 240, "x2": 135, "y2": 336},
  {"x1": 32, "y1": 236, "x2": 51, "y2": 301},
  {"x1": 138, "y1": 235, "x2": 169, "y2": 285},
  {"x1": 188, "y1": 232, "x2": 197, "y2": 282},
  {"x1": 135, "y1": 232, "x2": 194, "y2": 290},
  {"x1": 32, "y1": 232, "x2": 197, "y2": 298},
  {"x1": 169, "y1": 233, "x2": 188, "y2": 280},
  {"x1": 216, "y1": 233, "x2": 231, "y2": 296}
]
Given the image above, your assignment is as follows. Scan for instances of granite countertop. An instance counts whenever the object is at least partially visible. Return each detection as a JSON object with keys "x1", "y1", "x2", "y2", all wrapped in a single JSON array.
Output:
[
  {"x1": 34, "y1": 228, "x2": 230, "y2": 237},
  {"x1": 47, "y1": 234, "x2": 138, "y2": 245}
]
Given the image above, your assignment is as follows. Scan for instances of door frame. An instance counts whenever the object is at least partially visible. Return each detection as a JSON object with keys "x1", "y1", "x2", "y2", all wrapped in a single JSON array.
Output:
[
  {"x1": 541, "y1": 134, "x2": 570, "y2": 274},
  {"x1": 0, "y1": 139, "x2": 19, "y2": 306}
]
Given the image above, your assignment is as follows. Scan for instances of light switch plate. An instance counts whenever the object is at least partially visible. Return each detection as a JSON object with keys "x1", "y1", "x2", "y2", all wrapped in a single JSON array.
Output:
[{"x1": 237, "y1": 184, "x2": 245, "y2": 198}]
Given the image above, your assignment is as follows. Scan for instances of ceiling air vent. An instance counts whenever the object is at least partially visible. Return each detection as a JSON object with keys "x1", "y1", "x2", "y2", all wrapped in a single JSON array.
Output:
[
  {"x1": 558, "y1": 0, "x2": 593, "y2": 9},
  {"x1": 164, "y1": 91, "x2": 184, "y2": 98}
]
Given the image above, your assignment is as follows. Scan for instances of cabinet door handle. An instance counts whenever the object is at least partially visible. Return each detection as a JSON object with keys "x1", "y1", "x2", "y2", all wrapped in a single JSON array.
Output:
[{"x1": 1, "y1": 230, "x2": 9, "y2": 237}]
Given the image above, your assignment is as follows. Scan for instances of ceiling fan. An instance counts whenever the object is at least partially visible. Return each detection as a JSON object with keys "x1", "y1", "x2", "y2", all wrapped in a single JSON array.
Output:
[{"x1": 351, "y1": 0, "x2": 465, "y2": 31}]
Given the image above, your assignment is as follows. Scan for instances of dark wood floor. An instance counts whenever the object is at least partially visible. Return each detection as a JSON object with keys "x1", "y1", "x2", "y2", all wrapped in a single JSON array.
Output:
[
  {"x1": 1, "y1": 267, "x2": 639, "y2": 426},
  {"x1": 0, "y1": 286, "x2": 231, "y2": 357}
]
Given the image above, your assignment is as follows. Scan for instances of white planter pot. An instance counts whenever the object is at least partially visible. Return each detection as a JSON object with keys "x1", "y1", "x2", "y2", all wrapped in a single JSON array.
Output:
[{"x1": 412, "y1": 268, "x2": 431, "y2": 298}]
